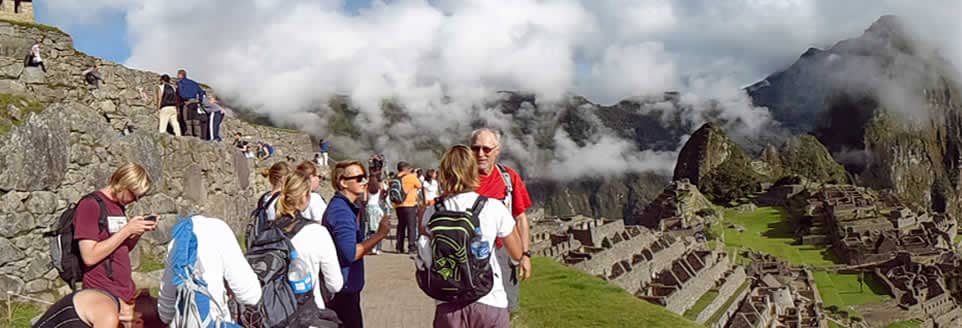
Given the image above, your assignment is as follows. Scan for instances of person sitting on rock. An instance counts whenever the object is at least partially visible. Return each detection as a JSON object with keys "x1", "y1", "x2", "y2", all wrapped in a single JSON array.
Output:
[
  {"x1": 25, "y1": 39, "x2": 46, "y2": 72},
  {"x1": 157, "y1": 215, "x2": 262, "y2": 325},
  {"x1": 33, "y1": 289, "x2": 122, "y2": 328},
  {"x1": 82, "y1": 65, "x2": 103, "y2": 88},
  {"x1": 75, "y1": 162, "x2": 156, "y2": 325}
]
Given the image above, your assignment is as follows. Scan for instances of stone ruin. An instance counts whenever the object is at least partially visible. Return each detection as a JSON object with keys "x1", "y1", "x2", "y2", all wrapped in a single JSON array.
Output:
[
  {"x1": 635, "y1": 179, "x2": 718, "y2": 233},
  {"x1": 725, "y1": 252, "x2": 828, "y2": 328},
  {"x1": 873, "y1": 254, "x2": 962, "y2": 328},
  {"x1": 531, "y1": 214, "x2": 748, "y2": 326},
  {"x1": 776, "y1": 184, "x2": 957, "y2": 265}
]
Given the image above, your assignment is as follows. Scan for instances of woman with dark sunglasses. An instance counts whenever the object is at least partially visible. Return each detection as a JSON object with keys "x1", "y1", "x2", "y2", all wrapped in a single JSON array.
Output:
[{"x1": 322, "y1": 160, "x2": 392, "y2": 328}]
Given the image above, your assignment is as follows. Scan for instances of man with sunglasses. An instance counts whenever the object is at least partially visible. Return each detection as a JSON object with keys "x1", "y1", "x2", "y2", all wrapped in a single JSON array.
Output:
[{"x1": 470, "y1": 128, "x2": 533, "y2": 314}]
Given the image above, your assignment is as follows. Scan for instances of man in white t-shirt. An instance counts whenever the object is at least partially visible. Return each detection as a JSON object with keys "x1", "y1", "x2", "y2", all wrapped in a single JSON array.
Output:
[{"x1": 158, "y1": 216, "x2": 261, "y2": 324}]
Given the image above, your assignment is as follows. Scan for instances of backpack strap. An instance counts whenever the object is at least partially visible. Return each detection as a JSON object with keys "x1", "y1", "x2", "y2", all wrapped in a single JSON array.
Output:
[
  {"x1": 468, "y1": 196, "x2": 487, "y2": 227},
  {"x1": 258, "y1": 191, "x2": 279, "y2": 209},
  {"x1": 495, "y1": 164, "x2": 513, "y2": 213}
]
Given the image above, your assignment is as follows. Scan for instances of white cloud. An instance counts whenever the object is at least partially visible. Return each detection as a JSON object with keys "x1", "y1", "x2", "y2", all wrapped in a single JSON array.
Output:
[{"x1": 39, "y1": 0, "x2": 962, "y2": 179}]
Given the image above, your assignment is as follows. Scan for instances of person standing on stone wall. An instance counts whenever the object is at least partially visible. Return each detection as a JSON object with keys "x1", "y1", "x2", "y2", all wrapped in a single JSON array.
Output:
[
  {"x1": 202, "y1": 95, "x2": 225, "y2": 142},
  {"x1": 75, "y1": 162, "x2": 156, "y2": 325},
  {"x1": 319, "y1": 139, "x2": 330, "y2": 167},
  {"x1": 176, "y1": 69, "x2": 206, "y2": 138},
  {"x1": 469, "y1": 128, "x2": 533, "y2": 313},
  {"x1": 156, "y1": 74, "x2": 181, "y2": 136}
]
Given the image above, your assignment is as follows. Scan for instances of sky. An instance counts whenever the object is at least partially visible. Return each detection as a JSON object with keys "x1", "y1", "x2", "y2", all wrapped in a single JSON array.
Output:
[{"x1": 34, "y1": 0, "x2": 962, "y2": 179}]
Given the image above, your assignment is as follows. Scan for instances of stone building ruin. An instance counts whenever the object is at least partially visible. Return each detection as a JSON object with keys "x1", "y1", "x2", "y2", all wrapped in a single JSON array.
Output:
[{"x1": 0, "y1": 0, "x2": 32, "y2": 23}]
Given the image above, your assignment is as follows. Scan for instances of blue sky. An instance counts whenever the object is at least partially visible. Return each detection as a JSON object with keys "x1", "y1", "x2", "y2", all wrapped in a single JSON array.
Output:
[{"x1": 35, "y1": 0, "x2": 378, "y2": 64}]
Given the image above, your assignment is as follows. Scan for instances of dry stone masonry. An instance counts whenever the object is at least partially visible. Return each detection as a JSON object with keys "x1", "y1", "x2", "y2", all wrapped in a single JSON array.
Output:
[{"x1": 0, "y1": 21, "x2": 317, "y2": 301}]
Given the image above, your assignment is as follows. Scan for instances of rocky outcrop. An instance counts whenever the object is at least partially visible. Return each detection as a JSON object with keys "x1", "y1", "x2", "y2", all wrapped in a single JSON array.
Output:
[
  {"x1": 673, "y1": 123, "x2": 764, "y2": 203},
  {"x1": 748, "y1": 15, "x2": 962, "y2": 217},
  {"x1": 528, "y1": 172, "x2": 669, "y2": 223},
  {"x1": 0, "y1": 21, "x2": 315, "y2": 301},
  {"x1": 778, "y1": 134, "x2": 849, "y2": 184}
]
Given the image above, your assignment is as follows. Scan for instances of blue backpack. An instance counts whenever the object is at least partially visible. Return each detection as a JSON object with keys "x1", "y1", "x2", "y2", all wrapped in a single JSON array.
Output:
[{"x1": 168, "y1": 217, "x2": 240, "y2": 328}]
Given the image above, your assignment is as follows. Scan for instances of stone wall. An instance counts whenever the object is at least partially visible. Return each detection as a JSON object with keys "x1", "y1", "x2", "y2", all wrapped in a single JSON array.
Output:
[
  {"x1": 0, "y1": 22, "x2": 316, "y2": 301},
  {"x1": 0, "y1": 1, "x2": 33, "y2": 23},
  {"x1": 663, "y1": 253, "x2": 731, "y2": 314},
  {"x1": 696, "y1": 266, "x2": 748, "y2": 324}
]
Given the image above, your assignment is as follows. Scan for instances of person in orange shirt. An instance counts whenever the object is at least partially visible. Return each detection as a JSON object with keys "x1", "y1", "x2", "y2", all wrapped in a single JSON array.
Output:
[{"x1": 392, "y1": 161, "x2": 422, "y2": 254}]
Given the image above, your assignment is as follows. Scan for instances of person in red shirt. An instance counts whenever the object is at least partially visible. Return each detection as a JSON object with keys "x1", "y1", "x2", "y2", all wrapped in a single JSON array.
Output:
[
  {"x1": 75, "y1": 162, "x2": 157, "y2": 325},
  {"x1": 470, "y1": 128, "x2": 533, "y2": 313}
]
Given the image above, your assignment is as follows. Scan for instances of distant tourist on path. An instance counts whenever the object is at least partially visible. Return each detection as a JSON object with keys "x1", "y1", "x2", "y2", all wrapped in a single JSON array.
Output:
[
  {"x1": 363, "y1": 169, "x2": 388, "y2": 255},
  {"x1": 75, "y1": 162, "x2": 155, "y2": 324},
  {"x1": 156, "y1": 74, "x2": 181, "y2": 136},
  {"x1": 319, "y1": 139, "x2": 330, "y2": 167},
  {"x1": 33, "y1": 289, "x2": 122, "y2": 328},
  {"x1": 323, "y1": 160, "x2": 392, "y2": 328},
  {"x1": 415, "y1": 145, "x2": 524, "y2": 328},
  {"x1": 390, "y1": 161, "x2": 422, "y2": 254},
  {"x1": 470, "y1": 128, "x2": 533, "y2": 313}
]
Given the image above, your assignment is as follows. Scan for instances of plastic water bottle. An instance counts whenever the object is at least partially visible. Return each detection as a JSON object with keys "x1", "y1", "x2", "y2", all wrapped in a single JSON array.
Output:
[
  {"x1": 470, "y1": 228, "x2": 490, "y2": 260},
  {"x1": 288, "y1": 250, "x2": 314, "y2": 294}
]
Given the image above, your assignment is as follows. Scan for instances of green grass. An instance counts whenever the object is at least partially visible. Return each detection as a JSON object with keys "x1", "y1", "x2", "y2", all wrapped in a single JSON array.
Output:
[
  {"x1": 813, "y1": 271, "x2": 889, "y2": 310},
  {"x1": 884, "y1": 319, "x2": 922, "y2": 328},
  {"x1": 717, "y1": 207, "x2": 890, "y2": 313},
  {"x1": 706, "y1": 280, "x2": 750, "y2": 325},
  {"x1": 0, "y1": 301, "x2": 43, "y2": 328},
  {"x1": 515, "y1": 257, "x2": 702, "y2": 328},
  {"x1": 0, "y1": 18, "x2": 66, "y2": 34},
  {"x1": 0, "y1": 94, "x2": 44, "y2": 136},
  {"x1": 138, "y1": 253, "x2": 165, "y2": 272},
  {"x1": 828, "y1": 321, "x2": 846, "y2": 328},
  {"x1": 683, "y1": 290, "x2": 719, "y2": 321},
  {"x1": 719, "y1": 207, "x2": 837, "y2": 267}
]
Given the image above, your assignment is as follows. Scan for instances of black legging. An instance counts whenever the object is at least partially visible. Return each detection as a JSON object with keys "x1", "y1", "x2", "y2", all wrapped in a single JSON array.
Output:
[
  {"x1": 329, "y1": 292, "x2": 363, "y2": 328},
  {"x1": 395, "y1": 206, "x2": 418, "y2": 253}
]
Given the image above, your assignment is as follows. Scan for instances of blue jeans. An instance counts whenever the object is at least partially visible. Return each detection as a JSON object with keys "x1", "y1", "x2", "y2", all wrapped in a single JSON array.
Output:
[{"x1": 208, "y1": 111, "x2": 224, "y2": 141}]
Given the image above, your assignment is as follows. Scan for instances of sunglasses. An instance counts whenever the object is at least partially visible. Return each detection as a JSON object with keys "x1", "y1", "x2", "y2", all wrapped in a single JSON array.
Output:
[
  {"x1": 341, "y1": 174, "x2": 368, "y2": 183},
  {"x1": 471, "y1": 145, "x2": 498, "y2": 154}
]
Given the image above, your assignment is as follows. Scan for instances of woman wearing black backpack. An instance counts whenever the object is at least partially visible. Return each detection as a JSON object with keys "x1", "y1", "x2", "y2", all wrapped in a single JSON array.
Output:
[{"x1": 416, "y1": 145, "x2": 524, "y2": 328}]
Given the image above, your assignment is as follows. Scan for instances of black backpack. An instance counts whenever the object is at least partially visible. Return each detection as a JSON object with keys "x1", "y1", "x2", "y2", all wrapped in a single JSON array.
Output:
[
  {"x1": 244, "y1": 215, "x2": 340, "y2": 328},
  {"x1": 44, "y1": 193, "x2": 114, "y2": 291},
  {"x1": 245, "y1": 192, "x2": 280, "y2": 251},
  {"x1": 388, "y1": 177, "x2": 406, "y2": 204},
  {"x1": 160, "y1": 84, "x2": 178, "y2": 107},
  {"x1": 416, "y1": 196, "x2": 494, "y2": 304}
]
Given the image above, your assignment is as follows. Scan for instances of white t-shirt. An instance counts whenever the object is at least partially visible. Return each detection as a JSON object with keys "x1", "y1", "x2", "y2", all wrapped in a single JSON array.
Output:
[
  {"x1": 416, "y1": 192, "x2": 515, "y2": 308},
  {"x1": 261, "y1": 192, "x2": 280, "y2": 222},
  {"x1": 303, "y1": 192, "x2": 328, "y2": 223},
  {"x1": 158, "y1": 216, "x2": 262, "y2": 324},
  {"x1": 289, "y1": 222, "x2": 344, "y2": 309},
  {"x1": 31, "y1": 44, "x2": 41, "y2": 62},
  {"x1": 422, "y1": 179, "x2": 440, "y2": 201}
]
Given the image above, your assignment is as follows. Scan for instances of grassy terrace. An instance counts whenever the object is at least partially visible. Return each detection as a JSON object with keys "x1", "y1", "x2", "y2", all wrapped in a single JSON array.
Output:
[
  {"x1": 516, "y1": 257, "x2": 701, "y2": 328},
  {"x1": 706, "y1": 280, "x2": 751, "y2": 325},
  {"x1": 0, "y1": 300, "x2": 43, "y2": 328},
  {"x1": 683, "y1": 290, "x2": 719, "y2": 321},
  {"x1": 713, "y1": 207, "x2": 891, "y2": 313}
]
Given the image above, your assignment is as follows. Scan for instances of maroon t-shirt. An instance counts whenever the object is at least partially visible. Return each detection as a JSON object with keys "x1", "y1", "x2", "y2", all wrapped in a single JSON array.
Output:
[{"x1": 73, "y1": 191, "x2": 139, "y2": 302}]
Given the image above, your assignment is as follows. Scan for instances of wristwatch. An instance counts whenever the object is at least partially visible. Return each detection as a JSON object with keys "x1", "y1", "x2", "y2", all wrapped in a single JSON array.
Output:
[{"x1": 522, "y1": 251, "x2": 532, "y2": 259}]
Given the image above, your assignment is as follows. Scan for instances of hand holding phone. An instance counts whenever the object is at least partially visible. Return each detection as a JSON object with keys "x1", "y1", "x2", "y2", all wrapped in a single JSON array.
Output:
[{"x1": 144, "y1": 215, "x2": 158, "y2": 222}]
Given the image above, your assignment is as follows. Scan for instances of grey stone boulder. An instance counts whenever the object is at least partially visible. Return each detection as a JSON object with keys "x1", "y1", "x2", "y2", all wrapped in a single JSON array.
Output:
[
  {"x1": 0, "y1": 108, "x2": 69, "y2": 191},
  {"x1": 20, "y1": 66, "x2": 45, "y2": 84}
]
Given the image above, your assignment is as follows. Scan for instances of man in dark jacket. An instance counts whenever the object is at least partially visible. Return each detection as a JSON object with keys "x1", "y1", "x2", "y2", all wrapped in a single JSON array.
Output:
[{"x1": 176, "y1": 69, "x2": 206, "y2": 138}]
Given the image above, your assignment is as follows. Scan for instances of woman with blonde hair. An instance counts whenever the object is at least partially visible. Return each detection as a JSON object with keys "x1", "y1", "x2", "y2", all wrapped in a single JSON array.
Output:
[
  {"x1": 295, "y1": 160, "x2": 328, "y2": 222},
  {"x1": 416, "y1": 145, "x2": 523, "y2": 328},
  {"x1": 274, "y1": 170, "x2": 344, "y2": 310},
  {"x1": 74, "y1": 162, "x2": 156, "y2": 325},
  {"x1": 258, "y1": 161, "x2": 292, "y2": 222}
]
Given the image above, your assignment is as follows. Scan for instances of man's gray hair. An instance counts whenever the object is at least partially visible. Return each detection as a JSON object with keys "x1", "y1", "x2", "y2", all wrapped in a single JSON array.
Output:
[{"x1": 470, "y1": 128, "x2": 502, "y2": 145}]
